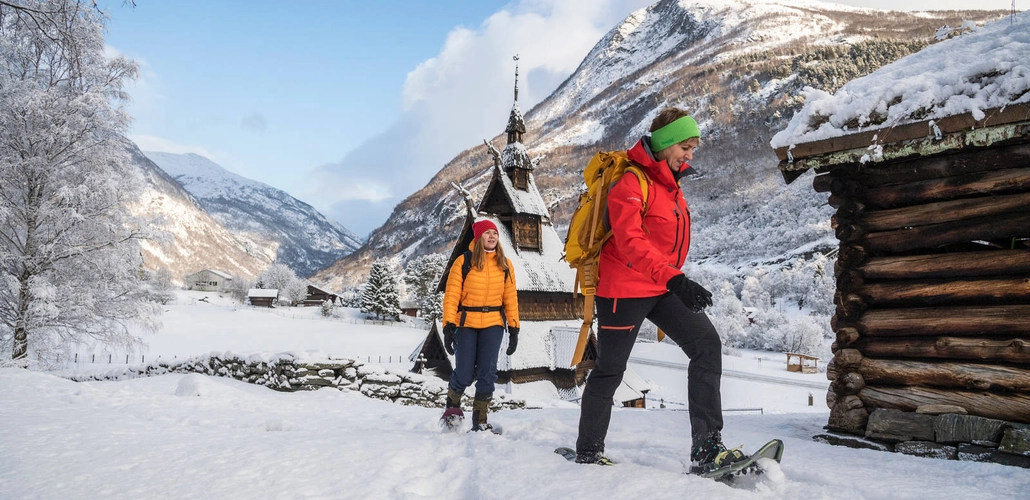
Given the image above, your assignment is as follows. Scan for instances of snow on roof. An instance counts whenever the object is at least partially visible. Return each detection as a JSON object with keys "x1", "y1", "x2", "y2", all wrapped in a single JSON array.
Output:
[
  {"x1": 476, "y1": 214, "x2": 577, "y2": 294},
  {"x1": 248, "y1": 289, "x2": 279, "y2": 298},
  {"x1": 613, "y1": 366, "x2": 652, "y2": 403},
  {"x1": 771, "y1": 11, "x2": 1030, "y2": 150},
  {"x1": 497, "y1": 321, "x2": 581, "y2": 371},
  {"x1": 493, "y1": 156, "x2": 548, "y2": 216},
  {"x1": 306, "y1": 284, "x2": 334, "y2": 295},
  {"x1": 186, "y1": 269, "x2": 234, "y2": 279}
]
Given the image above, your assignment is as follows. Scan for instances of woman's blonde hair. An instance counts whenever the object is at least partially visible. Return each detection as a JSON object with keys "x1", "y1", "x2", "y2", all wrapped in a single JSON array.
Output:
[{"x1": 471, "y1": 236, "x2": 512, "y2": 282}]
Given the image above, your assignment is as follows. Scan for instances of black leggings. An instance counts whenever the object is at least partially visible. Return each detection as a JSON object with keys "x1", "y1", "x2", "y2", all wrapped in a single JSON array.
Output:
[{"x1": 576, "y1": 293, "x2": 723, "y2": 455}]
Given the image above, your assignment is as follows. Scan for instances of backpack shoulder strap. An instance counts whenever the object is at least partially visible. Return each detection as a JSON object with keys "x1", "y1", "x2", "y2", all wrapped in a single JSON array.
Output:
[
  {"x1": 461, "y1": 250, "x2": 472, "y2": 285},
  {"x1": 623, "y1": 165, "x2": 651, "y2": 214}
]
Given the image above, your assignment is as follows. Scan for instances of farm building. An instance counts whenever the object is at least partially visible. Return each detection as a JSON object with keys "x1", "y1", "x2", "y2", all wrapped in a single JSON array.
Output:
[
  {"x1": 771, "y1": 13, "x2": 1030, "y2": 466},
  {"x1": 410, "y1": 63, "x2": 649, "y2": 406},
  {"x1": 184, "y1": 269, "x2": 234, "y2": 292},
  {"x1": 303, "y1": 284, "x2": 338, "y2": 306},
  {"x1": 247, "y1": 288, "x2": 279, "y2": 308}
]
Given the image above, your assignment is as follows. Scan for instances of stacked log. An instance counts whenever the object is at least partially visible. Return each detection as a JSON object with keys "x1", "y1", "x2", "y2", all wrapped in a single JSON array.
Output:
[{"x1": 821, "y1": 141, "x2": 1030, "y2": 434}]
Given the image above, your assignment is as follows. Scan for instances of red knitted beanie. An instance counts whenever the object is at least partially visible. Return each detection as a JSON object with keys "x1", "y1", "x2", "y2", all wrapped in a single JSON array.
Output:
[{"x1": 472, "y1": 219, "x2": 498, "y2": 240}]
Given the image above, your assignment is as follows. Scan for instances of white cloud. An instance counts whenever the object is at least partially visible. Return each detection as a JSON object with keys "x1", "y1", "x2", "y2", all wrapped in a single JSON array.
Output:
[
  {"x1": 309, "y1": 0, "x2": 654, "y2": 235},
  {"x1": 240, "y1": 113, "x2": 267, "y2": 134}
]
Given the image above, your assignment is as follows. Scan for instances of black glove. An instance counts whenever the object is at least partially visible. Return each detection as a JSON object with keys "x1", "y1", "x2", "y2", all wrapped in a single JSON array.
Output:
[
  {"x1": 666, "y1": 274, "x2": 713, "y2": 312},
  {"x1": 443, "y1": 323, "x2": 457, "y2": 355},
  {"x1": 506, "y1": 327, "x2": 520, "y2": 355}
]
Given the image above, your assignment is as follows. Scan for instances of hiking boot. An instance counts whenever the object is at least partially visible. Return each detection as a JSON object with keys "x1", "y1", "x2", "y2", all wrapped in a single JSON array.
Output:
[
  {"x1": 471, "y1": 422, "x2": 496, "y2": 432},
  {"x1": 575, "y1": 451, "x2": 615, "y2": 465},
  {"x1": 690, "y1": 431, "x2": 746, "y2": 473},
  {"x1": 471, "y1": 395, "x2": 491, "y2": 427},
  {"x1": 440, "y1": 389, "x2": 465, "y2": 430}
]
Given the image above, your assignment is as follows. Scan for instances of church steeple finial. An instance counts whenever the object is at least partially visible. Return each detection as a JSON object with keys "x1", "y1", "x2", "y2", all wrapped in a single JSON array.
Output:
[{"x1": 513, "y1": 54, "x2": 519, "y2": 102}]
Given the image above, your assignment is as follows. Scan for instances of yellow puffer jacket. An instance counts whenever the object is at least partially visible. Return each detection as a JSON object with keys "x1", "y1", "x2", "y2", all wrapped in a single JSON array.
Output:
[{"x1": 442, "y1": 250, "x2": 520, "y2": 330}]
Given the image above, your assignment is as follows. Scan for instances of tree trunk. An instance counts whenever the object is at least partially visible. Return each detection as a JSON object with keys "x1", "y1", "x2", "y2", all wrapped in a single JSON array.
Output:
[
  {"x1": 858, "y1": 385, "x2": 1030, "y2": 424},
  {"x1": 858, "y1": 358, "x2": 1030, "y2": 391}
]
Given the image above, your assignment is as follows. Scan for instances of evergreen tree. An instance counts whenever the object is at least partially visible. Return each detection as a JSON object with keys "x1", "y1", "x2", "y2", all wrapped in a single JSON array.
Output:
[
  {"x1": 360, "y1": 258, "x2": 401, "y2": 321},
  {"x1": 402, "y1": 253, "x2": 447, "y2": 322}
]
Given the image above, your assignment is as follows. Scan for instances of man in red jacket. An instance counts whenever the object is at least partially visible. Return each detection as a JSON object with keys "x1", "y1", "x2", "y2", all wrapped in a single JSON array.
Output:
[{"x1": 575, "y1": 108, "x2": 744, "y2": 473}]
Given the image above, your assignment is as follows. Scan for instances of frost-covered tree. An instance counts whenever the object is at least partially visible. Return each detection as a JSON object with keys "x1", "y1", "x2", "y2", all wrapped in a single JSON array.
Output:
[
  {"x1": 257, "y1": 263, "x2": 307, "y2": 306},
  {"x1": 360, "y1": 258, "x2": 400, "y2": 321},
  {"x1": 403, "y1": 253, "x2": 446, "y2": 322},
  {"x1": 257, "y1": 263, "x2": 296, "y2": 292},
  {"x1": 142, "y1": 268, "x2": 176, "y2": 305},
  {"x1": 226, "y1": 277, "x2": 254, "y2": 304},
  {"x1": 708, "y1": 281, "x2": 748, "y2": 347},
  {"x1": 0, "y1": 0, "x2": 158, "y2": 366}
]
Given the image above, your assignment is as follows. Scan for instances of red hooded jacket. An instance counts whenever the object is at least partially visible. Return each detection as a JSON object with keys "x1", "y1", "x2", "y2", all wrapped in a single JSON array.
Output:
[{"x1": 596, "y1": 138, "x2": 690, "y2": 298}]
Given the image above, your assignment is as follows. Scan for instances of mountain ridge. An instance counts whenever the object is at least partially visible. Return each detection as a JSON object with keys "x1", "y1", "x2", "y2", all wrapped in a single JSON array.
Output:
[{"x1": 145, "y1": 151, "x2": 363, "y2": 278}]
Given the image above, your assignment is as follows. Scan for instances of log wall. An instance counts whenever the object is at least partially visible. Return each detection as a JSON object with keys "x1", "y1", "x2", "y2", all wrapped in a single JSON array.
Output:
[{"x1": 822, "y1": 140, "x2": 1030, "y2": 433}]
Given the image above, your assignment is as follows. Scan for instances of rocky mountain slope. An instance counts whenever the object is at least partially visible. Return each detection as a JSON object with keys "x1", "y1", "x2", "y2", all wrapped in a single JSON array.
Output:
[
  {"x1": 312, "y1": 0, "x2": 1009, "y2": 291},
  {"x1": 145, "y1": 152, "x2": 363, "y2": 278},
  {"x1": 125, "y1": 145, "x2": 271, "y2": 283}
]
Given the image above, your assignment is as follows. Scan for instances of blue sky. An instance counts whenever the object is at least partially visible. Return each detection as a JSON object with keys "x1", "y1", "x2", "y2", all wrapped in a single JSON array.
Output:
[{"x1": 103, "y1": 0, "x2": 1014, "y2": 237}]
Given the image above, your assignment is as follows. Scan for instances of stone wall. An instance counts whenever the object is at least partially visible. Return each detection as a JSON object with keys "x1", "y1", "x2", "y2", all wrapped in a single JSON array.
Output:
[
  {"x1": 66, "y1": 352, "x2": 527, "y2": 412},
  {"x1": 816, "y1": 408, "x2": 1030, "y2": 469}
]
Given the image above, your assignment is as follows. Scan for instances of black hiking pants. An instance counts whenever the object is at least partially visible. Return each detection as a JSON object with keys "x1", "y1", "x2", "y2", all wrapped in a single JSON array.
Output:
[{"x1": 576, "y1": 293, "x2": 723, "y2": 456}]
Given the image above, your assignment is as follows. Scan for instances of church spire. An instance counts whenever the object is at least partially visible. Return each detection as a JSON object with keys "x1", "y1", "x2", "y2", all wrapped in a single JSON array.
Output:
[{"x1": 505, "y1": 55, "x2": 526, "y2": 144}]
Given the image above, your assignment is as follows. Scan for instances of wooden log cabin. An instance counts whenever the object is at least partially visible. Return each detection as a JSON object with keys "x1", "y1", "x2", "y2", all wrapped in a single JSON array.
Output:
[{"x1": 770, "y1": 15, "x2": 1030, "y2": 439}]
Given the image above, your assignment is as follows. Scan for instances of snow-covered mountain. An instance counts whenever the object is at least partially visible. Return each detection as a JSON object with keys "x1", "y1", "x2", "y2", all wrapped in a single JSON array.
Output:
[
  {"x1": 144, "y1": 152, "x2": 363, "y2": 278},
  {"x1": 124, "y1": 144, "x2": 272, "y2": 282},
  {"x1": 313, "y1": 0, "x2": 1008, "y2": 291}
]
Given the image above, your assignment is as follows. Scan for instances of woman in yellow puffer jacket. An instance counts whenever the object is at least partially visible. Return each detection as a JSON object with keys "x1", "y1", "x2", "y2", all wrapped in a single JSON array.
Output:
[{"x1": 439, "y1": 219, "x2": 520, "y2": 433}]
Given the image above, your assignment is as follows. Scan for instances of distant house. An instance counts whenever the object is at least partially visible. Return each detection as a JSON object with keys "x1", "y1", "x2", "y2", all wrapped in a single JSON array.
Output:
[
  {"x1": 248, "y1": 288, "x2": 279, "y2": 308},
  {"x1": 399, "y1": 301, "x2": 419, "y2": 317},
  {"x1": 184, "y1": 269, "x2": 234, "y2": 292},
  {"x1": 304, "y1": 285, "x2": 338, "y2": 306}
]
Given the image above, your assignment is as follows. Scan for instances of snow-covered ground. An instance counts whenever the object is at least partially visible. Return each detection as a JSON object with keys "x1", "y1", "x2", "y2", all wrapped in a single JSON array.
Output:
[{"x1": 1, "y1": 291, "x2": 1026, "y2": 499}]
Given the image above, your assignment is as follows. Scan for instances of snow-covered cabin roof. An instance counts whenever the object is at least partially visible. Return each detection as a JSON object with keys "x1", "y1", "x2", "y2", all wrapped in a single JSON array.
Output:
[
  {"x1": 248, "y1": 289, "x2": 279, "y2": 298},
  {"x1": 476, "y1": 214, "x2": 577, "y2": 293},
  {"x1": 614, "y1": 366, "x2": 652, "y2": 403},
  {"x1": 306, "y1": 284, "x2": 336, "y2": 296},
  {"x1": 497, "y1": 322, "x2": 582, "y2": 371},
  {"x1": 771, "y1": 12, "x2": 1030, "y2": 155},
  {"x1": 186, "y1": 269, "x2": 234, "y2": 280}
]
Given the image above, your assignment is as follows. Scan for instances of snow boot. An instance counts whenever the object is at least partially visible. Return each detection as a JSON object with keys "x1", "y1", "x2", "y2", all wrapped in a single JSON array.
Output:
[
  {"x1": 574, "y1": 450, "x2": 615, "y2": 465},
  {"x1": 689, "y1": 431, "x2": 747, "y2": 474},
  {"x1": 440, "y1": 389, "x2": 464, "y2": 430},
  {"x1": 470, "y1": 395, "x2": 499, "y2": 434}
]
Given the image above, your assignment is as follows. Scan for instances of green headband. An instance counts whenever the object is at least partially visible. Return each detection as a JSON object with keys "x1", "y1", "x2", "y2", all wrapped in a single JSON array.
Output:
[{"x1": 650, "y1": 115, "x2": 700, "y2": 152}]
